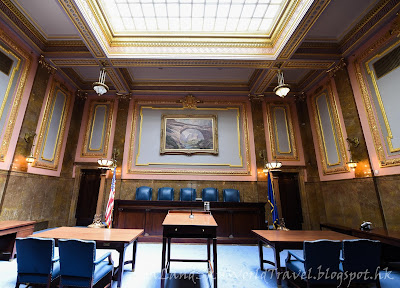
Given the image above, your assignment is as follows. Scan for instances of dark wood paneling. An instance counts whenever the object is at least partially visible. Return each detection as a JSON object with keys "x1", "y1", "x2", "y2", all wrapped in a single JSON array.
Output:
[{"x1": 113, "y1": 200, "x2": 267, "y2": 244}]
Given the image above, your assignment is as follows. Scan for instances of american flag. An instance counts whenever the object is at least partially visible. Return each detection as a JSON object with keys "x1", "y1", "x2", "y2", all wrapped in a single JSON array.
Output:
[{"x1": 105, "y1": 166, "x2": 116, "y2": 228}]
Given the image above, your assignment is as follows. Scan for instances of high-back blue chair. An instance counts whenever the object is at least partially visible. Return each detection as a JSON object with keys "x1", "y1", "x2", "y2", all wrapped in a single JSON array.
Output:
[
  {"x1": 157, "y1": 187, "x2": 174, "y2": 200},
  {"x1": 286, "y1": 240, "x2": 341, "y2": 286},
  {"x1": 15, "y1": 237, "x2": 60, "y2": 288},
  {"x1": 58, "y1": 239, "x2": 113, "y2": 288},
  {"x1": 202, "y1": 187, "x2": 218, "y2": 201},
  {"x1": 135, "y1": 186, "x2": 153, "y2": 200},
  {"x1": 180, "y1": 188, "x2": 196, "y2": 201},
  {"x1": 341, "y1": 239, "x2": 381, "y2": 287},
  {"x1": 223, "y1": 189, "x2": 240, "y2": 202}
]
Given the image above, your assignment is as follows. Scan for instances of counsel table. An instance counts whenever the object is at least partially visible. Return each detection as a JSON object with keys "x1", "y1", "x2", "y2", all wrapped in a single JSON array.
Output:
[
  {"x1": 0, "y1": 220, "x2": 35, "y2": 260},
  {"x1": 34, "y1": 227, "x2": 143, "y2": 288},
  {"x1": 252, "y1": 230, "x2": 357, "y2": 284},
  {"x1": 161, "y1": 211, "x2": 218, "y2": 288}
]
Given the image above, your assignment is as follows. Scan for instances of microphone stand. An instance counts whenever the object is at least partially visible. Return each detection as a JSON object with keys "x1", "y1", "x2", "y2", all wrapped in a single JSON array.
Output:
[{"x1": 189, "y1": 182, "x2": 194, "y2": 219}]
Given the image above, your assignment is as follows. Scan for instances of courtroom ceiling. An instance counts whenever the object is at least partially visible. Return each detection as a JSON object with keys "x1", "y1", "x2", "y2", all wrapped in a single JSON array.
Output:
[{"x1": 1, "y1": 0, "x2": 399, "y2": 96}]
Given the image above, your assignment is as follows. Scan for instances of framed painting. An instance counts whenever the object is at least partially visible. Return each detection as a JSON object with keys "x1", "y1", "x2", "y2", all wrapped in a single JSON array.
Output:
[{"x1": 160, "y1": 114, "x2": 218, "y2": 155}]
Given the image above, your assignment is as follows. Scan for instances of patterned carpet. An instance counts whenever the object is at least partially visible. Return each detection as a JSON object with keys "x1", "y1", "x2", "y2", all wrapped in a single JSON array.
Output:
[{"x1": 1, "y1": 243, "x2": 398, "y2": 287}]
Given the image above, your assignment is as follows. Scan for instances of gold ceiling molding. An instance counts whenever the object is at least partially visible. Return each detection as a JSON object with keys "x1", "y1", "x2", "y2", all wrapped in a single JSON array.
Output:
[
  {"x1": 354, "y1": 32, "x2": 400, "y2": 167},
  {"x1": 255, "y1": 70, "x2": 277, "y2": 94},
  {"x1": 283, "y1": 60, "x2": 335, "y2": 69},
  {"x1": 58, "y1": 0, "x2": 105, "y2": 58},
  {"x1": 339, "y1": 0, "x2": 399, "y2": 55},
  {"x1": 38, "y1": 55, "x2": 57, "y2": 74},
  {"x1": 110, "y1": 59, "x2": 273, "y2": 68},
  {"x1": 50, "y1": 59, "x2": 98, "y2": 66},
  {"x1": 278, "y1": 0, "x2": 331, "y2": 59},
  {"x1": 177, "y1": 95, "x2": 203, "y2": 109},
  {"x1": 0, "y1": 0, "x2": 46, "y2": 48},
  {"x1": 45, "y1": 40, "x2": 87, "y2": 47},
  {"x1": 105, "y1": 68, "x2": 128, "y2": 94},
  {"x1": 326, "y1": 58, "x2": 347, "y2": 78}
]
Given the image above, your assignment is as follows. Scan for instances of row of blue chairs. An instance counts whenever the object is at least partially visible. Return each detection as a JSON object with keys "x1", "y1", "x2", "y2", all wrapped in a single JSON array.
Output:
[
  {"x1": 286, "y1": 239, "x2": 381, "y2": 287},
  {"x1": 135, "y1": 186, "x2": 240, "y2": 202},
  {"x1": 15, "y1": 237, "x2": 113, "y2": 288}
]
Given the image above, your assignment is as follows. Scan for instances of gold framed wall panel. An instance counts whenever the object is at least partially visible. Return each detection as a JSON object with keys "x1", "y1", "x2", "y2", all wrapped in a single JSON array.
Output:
[
  {"x1": 354, "y1": 33, "x2": 400, "y2": 167},
  {"x1": 310, "y1": 83, "x2": 349, "y2": 175},
  {"x1": 266, "y1": 102, "x2": 299, "y2": 161},
  {"x1": 0, "y1": 31, "x2": 31, "y2": 162},
  {"x1": 127, "y1": 100, "x2": 251, "y2": 176},
  {"x1": 81, "y1": 99, "x2": 114, "y2": 158},
  {"x1": 33, "y1": 80, "x2": 72, "y2": 170}
]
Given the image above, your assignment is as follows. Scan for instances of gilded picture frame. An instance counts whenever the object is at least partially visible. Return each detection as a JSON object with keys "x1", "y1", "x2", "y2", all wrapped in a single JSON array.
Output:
[{"x1": 160, "y1": 114, "x2": 218, "y2": 155}]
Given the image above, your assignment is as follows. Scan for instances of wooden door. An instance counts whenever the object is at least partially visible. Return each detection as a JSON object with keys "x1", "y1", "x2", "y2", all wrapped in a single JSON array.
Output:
[
  {"x1": 75, "y1": 169, "x2": 101, "y2": 226},
  {"x1": 278, "y1": 172, "x2": 303, "y2": 230}
]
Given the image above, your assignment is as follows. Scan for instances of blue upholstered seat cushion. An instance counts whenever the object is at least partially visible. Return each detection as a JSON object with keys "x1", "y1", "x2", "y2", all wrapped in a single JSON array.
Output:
[
  {"x1": 180, "y1": 188, "x2": 196, "y2": 201},
  {"x1": 18, "y1": 261, "x2": 60, "y2": 284},
  {"x1": 60, "y1": 260, "x2": 113, "y2": 287},
  {"x1": 202, "y1": 187, "x2": 218, "y2": 201},
  {"x1": 135, "y1": 186, "x2": 153, "y2": 200},
  {"x1": 286, "y1": 260, "x2": 306, "y2": 279},
  {"x1": 223, "y1": 189, "x2": 240, "y2": 202},
  {"x1": 158, "y1": 187, "x2": 174, "y2": 200}
]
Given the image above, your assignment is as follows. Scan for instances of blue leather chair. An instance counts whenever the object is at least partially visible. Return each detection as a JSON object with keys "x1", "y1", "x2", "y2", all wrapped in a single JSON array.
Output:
[
  {"x1": 157, "y1": 187, "x2": 174, "y2": 201},
  {"x1": 58, "y1": 239, "x2": 113, "y2": 288},
  {"x1": 15, "y1": 237, "x2": 60, "y2": 288},
  {"x1": 341, "y1": 239, "x2": 381, "y2": 287},
  {"x1": 285, "y1": 240, "x2": 341, "y2": 286},
  {"x1": 180, "y1": 188, "x2": 196, "y2": 201},
  {"x1": 135, "y1": 186, "x2": 153, "y2": 200},
  {"x1": 202, "y1": 187, "x2": 218, "y2": 201},
  {"x1": 223, "y1": 189, "x2": 240, "y2": 202}
]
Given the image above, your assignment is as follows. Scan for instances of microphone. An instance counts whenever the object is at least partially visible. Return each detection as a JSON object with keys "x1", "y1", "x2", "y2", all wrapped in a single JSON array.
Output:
[{"x1": 189, "y1": 182, "x2": 194, "y2": 219}]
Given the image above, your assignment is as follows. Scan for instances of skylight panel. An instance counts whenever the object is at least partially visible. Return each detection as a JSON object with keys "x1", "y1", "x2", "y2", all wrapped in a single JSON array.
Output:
[{"x1": 100, "y1": 0, "x2": 287, "y2": 35}]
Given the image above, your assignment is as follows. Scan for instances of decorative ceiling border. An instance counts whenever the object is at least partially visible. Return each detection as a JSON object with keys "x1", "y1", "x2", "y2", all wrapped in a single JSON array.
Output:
[
  {"x1": 110, "y1": 59, "x2": 273, "y2": 68},
  {"x1": 339, "y1": 0, "x2": 399, "y2": 55},
  {"x1": 278, "y1": 0, "x2": 331, "y2": 59}
]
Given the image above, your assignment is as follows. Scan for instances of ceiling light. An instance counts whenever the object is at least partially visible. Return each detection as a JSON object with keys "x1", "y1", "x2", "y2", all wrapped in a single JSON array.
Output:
[
  {"x1": 92, "y1": 67, "x2": 109, "y2": 96},
  {"x1": 273, "y1": 70, "x2": 290, "y2": 98}
]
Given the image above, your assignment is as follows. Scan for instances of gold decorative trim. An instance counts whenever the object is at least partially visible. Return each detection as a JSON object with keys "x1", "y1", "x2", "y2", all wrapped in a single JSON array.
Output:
[
  {"x1": 365, "y1": 43, "x2": 400, "y2": 153},
  {"x1": 33, "y1": 81, "x2": 72, "y2": 170},
  {"x1": 110, "y1": 59, "x2": 273, "y2": 68},
  {"x1": 266, "y1": 102, "x2": 299, "y2": 161},
  {"x1": 283, "y1": 61, "x2": 335, "y2": 69},
  {"x1": 88, "y1": 105, "x2": 107, "y2": 151},
  {"x1": 38, "y1": 55, "x2": 57, "y2": 74},
  {"x1": 354, "y1": 32, "x2": 400, "y2": 167},
  {"x1": 273, "y1": 107, "x2": 292, "y2": 154},
  {"x1": 50, "y1": 59, "x2": 98, "y2": 67},
  {"x1": 177, "y1": 95, "x2": 202, "y2": 109},
  {"x1": 310, "y1": 83, "x2": 349, "y2": 175},
  {"x1": 127, "y1": 100, "x2": 250, "y2": 175},
  {"x1": 81, "y1": 99, "x2": 114, "y2": 158},
  {"x1": 0, "y1": 30, "x2": 31, "y2": 162}
]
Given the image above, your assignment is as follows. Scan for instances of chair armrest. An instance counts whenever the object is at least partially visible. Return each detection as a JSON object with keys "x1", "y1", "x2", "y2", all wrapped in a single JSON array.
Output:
[
  {"x1": 286, "y1": 251, "x2": 305, "y2": 263},
  {"x1": 340, "y1": 257, "x2": 344, "y2": 262},
  {"x1": 94, "y1": 252, "x2": 112, "y2": 265},
  {"x1": 52, "y1": 256, "x2": 59, "y2": 262}
]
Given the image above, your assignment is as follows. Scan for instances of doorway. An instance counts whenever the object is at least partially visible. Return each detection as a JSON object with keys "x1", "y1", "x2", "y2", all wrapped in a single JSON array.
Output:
[
  {"x1": 75, "y1": 169, "x2": 101, "y2": 226},
  {"x1": 278, "y1": 172, "x2": 303, "y2": 230}
]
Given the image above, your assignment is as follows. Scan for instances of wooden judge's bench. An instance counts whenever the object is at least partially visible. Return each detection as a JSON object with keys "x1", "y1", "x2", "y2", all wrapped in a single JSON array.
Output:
[{"x1": 113, "y1": 200, "x2": 267, "y2": 244}]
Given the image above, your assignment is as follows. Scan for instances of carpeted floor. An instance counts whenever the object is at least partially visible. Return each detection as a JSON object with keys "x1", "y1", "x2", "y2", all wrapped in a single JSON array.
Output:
[{"x1": 1, "y1": 243, "x2": 398, "y2": 287}]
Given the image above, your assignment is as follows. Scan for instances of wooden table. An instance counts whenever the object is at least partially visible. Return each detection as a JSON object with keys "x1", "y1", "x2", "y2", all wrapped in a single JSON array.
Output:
[
  {"x1": 161, "y1": 210, "x2": 218, "y2": 288},
  {"x1": 34, "y1": 227, "x2": 143, "y2": 288},
  {"x1": 252, "y1": 230, "x2": 356, "y2": 285},
  {"x1": 0, "y1": 220, "x2": 35, "y2": 260}
]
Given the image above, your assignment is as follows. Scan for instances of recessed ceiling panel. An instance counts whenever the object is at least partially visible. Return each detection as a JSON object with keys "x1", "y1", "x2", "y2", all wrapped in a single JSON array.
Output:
[
  {"x1": 73, "y1": 66, "x2": 104, "y2": 82},
  {"x1": 129, "y1": 67, "x2": 254, "y2": 82},
  {"x1": 98, "y1": 0, "x2": 287, "y2": 36},
  {"x1": 11, "y1": 0, "x2": 80, "y2": 39}
]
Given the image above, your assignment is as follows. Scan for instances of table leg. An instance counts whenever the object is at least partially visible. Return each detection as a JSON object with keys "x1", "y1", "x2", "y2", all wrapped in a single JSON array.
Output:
[
  {"x1": 207, "y1": 238, "x2": 211, "y2": 273},
  {"x1": 116, "y1": 247, "x2": 125, "y2": 288},
  {"x1": 213, "y1": 238, "x2": 217, "y2": 288},
  {"x1": 161, "y1": 237, "x2": 167, "y2": 288},
  {"x1": 167, "y1": 237, "x2": 171, "y2": 273},
  {"x1": 272, "y1": 245, "x2": 282, "y2": 285},
  {"x1": 258, "y1": 240, "x2": 264, "y2": 271},
  {"x1": 132, "y1": 240, "x2": 137, "y2": 272}
]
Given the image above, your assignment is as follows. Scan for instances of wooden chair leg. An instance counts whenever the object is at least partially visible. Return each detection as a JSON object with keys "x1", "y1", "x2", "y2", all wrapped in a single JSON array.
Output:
[{"x1": 15, "y1": 281, "x2": 20, "y2": 288}]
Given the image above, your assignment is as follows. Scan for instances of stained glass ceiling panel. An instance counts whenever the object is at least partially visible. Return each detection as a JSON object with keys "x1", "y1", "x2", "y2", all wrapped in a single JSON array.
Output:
[{"x1": 98, "y1": 0, "x2": 287, "y2": 36}]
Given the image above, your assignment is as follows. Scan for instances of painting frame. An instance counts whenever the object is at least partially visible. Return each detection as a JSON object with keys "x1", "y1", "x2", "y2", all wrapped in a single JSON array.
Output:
[{"x1": 160, "y1": 114, "x2": 218, "y2": 155}]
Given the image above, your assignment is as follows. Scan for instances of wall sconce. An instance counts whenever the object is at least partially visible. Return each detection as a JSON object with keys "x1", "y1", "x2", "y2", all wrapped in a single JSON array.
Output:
[
  {"x1": 259, "y1": 150, "x2": 282, "y2": 173},
  {"x1": 97, "y1": 158, "x2": 114, "y2": 169},
  {"x1": 24, "y1": 132, "x2": 36, "y2": 165},
  {"x1": 346, "y1": 137, "x2": 359, "y2": 171}
]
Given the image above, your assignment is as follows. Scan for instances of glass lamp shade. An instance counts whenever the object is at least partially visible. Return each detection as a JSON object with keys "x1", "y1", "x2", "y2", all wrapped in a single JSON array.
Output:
[
  {"x1": 265, "y1": 160, "x2": 282, "y2": 170},
  {"x1": 97, "y1": 158, "x2": 113, "y2": 167},
  {"x1": 273, "y1": 84, "x2": 290, "y2": 97},
  {"x1": 92, "y1": 82, "x2": 109, "y2": 96},
  {"x1": 26, "y1": 154, "x2": 35, "y2": 165},
  {"x1": 347, "y1": 160, "x2": 358, "y2": 171}
]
